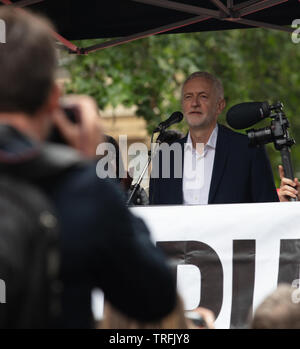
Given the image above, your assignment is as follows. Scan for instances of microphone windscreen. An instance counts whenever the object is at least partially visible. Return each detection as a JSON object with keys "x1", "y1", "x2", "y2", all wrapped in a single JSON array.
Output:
[
  {"x1": 161, "y1": 111, "x2": 183, "y2": 128},
  {"x1": 154, "y1": 111, "x2": 183, "y2": 133},
  {"x1": 226, "y1": 102, "x2": 270, "y2": 129},
  {"x1": 169, "y1": 111, "x2": 183, "y2": 123}
]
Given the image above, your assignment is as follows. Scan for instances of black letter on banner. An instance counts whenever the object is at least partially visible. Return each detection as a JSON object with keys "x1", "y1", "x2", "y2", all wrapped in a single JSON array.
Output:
[
  {"x1": 157, "y1": 240, "x2": 223, "y2": 318},
  {"x1": 277, "y1": 239, "x2": 300, "y2": 285},
  {"x1": 230, "y1": 240, "x2": 255, "y2": 329}
]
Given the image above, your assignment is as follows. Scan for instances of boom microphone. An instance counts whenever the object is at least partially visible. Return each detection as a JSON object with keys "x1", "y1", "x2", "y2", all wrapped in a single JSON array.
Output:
[
  {"x1": 154, "y1": 111, "x2": 183, "y2": 132},
  {"x1": 226, "y1": 102, "x2": 270, "y2": 129}
]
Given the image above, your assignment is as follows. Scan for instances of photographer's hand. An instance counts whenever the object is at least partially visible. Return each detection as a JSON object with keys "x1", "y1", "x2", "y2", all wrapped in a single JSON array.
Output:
[
  {"x1": 52, "y1": 95, "x2": 104, "y2": 158},
  {"x1": 278, "y1": 165, "x2": 299, "y2": 202}
]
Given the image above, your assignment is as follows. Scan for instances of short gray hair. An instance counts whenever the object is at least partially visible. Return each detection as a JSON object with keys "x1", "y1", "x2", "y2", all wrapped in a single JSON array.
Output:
[
  {"x1": 251, "y1": 284, "x2": 300, "y2": 329},
  {"x1": 181, "y1": 72, "x2": 224, "y2": 100}
]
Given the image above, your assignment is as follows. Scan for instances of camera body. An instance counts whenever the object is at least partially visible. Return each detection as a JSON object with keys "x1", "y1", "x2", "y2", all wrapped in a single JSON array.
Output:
[
  {"x1": 47, "y1": 105, "x2": 80, "y2": 145},
  {"x1": 246, "y1": 102, "x2": 295, "y2": 151}
]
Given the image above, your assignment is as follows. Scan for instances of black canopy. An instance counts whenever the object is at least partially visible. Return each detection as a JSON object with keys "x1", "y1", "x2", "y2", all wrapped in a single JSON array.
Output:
[{"x1": 1, "y1": 0, "x2": 299, "y2": 53}]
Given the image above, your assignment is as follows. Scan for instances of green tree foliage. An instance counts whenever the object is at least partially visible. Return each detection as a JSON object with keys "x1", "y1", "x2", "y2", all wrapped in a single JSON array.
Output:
[{"x1": 63, "y1": 28, "x2": 300, "y2": 184}]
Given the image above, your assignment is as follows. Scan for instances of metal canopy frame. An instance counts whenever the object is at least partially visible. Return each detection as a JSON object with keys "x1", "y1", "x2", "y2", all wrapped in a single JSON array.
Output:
[
  {"x1": 0, "y1": 0, "x2": 294, "y2": 54},
  {"x1": 1, "y1": 0, "x2": 80, "y2": 52}
]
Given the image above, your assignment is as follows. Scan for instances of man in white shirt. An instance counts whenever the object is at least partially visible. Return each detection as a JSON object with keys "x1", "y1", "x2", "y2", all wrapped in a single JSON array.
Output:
[{"x1": 149, "y1": 72, "x2": 279, "y2": 205}]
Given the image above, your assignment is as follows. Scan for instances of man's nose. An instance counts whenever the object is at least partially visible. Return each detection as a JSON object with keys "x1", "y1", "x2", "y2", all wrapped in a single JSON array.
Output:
[{"x1": 191, "y1": 95, "x2": 200, "y2": 107}]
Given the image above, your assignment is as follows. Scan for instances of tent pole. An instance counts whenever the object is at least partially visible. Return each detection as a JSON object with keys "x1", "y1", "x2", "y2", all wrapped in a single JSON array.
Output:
[
  {"x1": 83, "y1": 15, "x2": 211, "y2": 54},
  {"x1": 233, "y1": 0, "x2": 265, "y2": 11},
  {"x1": 50, "y1": 31, "x2": 81, "y2": 54},
  {"x1": 210, "y1": 0, "x2": 231, "y2": 15},
  {"x1": 232, "y1": 18, "x2": 294, "y2": 33},
  {"x1": 238, "y1": 0, "x2": 288, "y2": 17},
  {"x1": 132, "y1": 0, "x2": 292, "y2": 33},
  {"x1": 132, "y1": 0, "x2": 288, "y2": 19},
  {"x1": 131, "y1": 0, "x2": 220, "y2": 18},
  {"x1": 80, "y1": 0, "x2": 294, "y2": 54},
  {"x1": 227, "y1": 0, "x2": 234, "y2": 8}
]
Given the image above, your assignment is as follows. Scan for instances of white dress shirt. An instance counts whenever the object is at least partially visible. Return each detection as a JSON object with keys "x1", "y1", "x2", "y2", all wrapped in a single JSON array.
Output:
[{"x1": 183, "y1": 125, "x2": 218, "y2": 205}]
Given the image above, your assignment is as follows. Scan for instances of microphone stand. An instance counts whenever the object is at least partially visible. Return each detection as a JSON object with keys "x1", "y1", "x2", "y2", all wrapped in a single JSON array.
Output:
[{"x1": 126, "y1": 129, "x2": 164, "y2": 206}]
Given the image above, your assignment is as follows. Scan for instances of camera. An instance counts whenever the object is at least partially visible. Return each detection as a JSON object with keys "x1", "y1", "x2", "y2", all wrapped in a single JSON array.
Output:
[
  {"x1": 246, "y1": 102, "x2": 295, "y2": 151},
  {"x1": 47, "y1": 104, "x2": 80, "y2": 145}
]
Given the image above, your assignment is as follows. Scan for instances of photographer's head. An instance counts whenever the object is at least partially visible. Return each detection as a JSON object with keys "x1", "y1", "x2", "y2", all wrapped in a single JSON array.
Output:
[{"x1": 0, "y1": 7, "x2": 59, "y2": 140}]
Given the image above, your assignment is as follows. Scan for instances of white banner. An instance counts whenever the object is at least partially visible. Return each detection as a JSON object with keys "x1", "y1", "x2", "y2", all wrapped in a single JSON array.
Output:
[{"x1": 131, "y1": 202, "x2": 300, "y2": 329}]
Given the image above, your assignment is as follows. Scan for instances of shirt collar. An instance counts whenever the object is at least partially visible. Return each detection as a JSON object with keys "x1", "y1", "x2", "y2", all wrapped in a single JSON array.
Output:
[
  {"x1": 206, "y1": 124, "x2": 218, "y2": 150},
  {"x1": 186, "y1": 132, "x2": 193, "y2": 149},
  {"x1": 186, "y1": 124, "x2": 218, "y2": 151}
]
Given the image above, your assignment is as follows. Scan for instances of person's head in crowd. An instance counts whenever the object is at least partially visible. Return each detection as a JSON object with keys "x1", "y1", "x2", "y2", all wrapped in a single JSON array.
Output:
[
  {"x1": 181, "y1": 71, "x2": 226, "y2": 143},
  {"x1": 0, "y1": 7, "x2": 59, "y2": 140},
  {"x1": 251, "y1": 284, "x2": 300, "y2": 329}
]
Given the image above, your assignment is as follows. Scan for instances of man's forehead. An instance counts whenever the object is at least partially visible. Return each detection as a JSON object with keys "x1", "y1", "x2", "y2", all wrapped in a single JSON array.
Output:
[{"x1": 183, "y1": 77, "x2": 214, "y2": 94}]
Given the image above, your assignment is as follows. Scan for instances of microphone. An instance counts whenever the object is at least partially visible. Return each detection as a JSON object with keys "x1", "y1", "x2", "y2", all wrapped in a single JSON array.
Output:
[
  {"x1": 226, "y1": 102, "x2": 270, "y2": 129},
  {"x1": 153, "y1": 111, "x2": 183, "y2": 133}
]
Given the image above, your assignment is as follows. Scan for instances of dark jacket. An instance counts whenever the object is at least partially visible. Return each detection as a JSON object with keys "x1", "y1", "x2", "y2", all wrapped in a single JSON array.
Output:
[
  {"x1": 149, "y1": 124, "x2": 279, "y2": 205},
  {"x1": 0, "y1": 125, "x2": 176, "y2": 328}
]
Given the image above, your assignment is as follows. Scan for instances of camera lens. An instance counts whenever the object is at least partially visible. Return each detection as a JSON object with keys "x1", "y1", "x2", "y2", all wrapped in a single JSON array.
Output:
[{"x1": 247, "y1": 127, "x2": 273, "y2": 146}]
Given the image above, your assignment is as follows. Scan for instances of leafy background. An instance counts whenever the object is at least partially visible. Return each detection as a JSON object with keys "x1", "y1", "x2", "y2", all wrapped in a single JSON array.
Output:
[{"x1": 62, "y1": 28, "x2": 300, "y2": 186}]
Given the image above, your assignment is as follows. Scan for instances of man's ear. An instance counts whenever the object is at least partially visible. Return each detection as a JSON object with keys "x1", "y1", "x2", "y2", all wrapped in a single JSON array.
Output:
[
  {"x1": 217, "y1": 98, "x2": 226, "y2": 115},
  {"x1": 44, "y1": 83, "x2": 61, "y2": 114}
]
